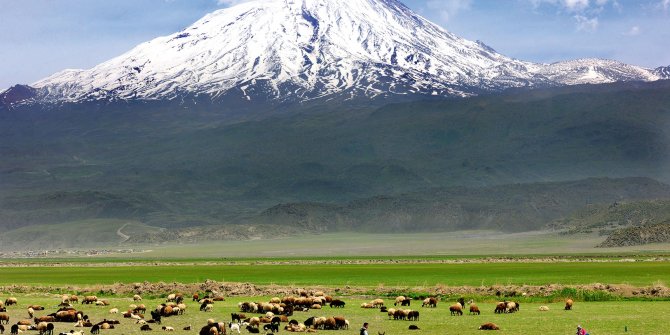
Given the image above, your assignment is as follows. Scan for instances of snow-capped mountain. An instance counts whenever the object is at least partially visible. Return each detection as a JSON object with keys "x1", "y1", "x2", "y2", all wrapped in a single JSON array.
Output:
[{"x1": 18, "y1": 0, "x2": 667, "y2": 104}]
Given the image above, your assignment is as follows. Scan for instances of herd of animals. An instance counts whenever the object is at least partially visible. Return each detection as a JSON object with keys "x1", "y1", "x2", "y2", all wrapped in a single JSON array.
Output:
[{"x1": 0, "y1": 293, "x2": 577, "y2": 334}]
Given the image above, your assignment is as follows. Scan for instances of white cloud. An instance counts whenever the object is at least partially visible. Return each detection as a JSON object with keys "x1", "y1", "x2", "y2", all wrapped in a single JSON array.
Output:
[
  {"x1": 574, "y1": 15, "x2": 598, "y2": 31},
  {"x1": 623, "y1": 26, "x2": 641, "y2": 36},
  {"x1": 663, "y1": 0, "x2": 670, "y2": 10},
  {"x1": 425, "y1": 0, "x2": 473, "y2": 22}
]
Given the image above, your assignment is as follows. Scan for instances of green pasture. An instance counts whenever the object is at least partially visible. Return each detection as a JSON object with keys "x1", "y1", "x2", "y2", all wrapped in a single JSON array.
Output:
[
  {"x1": 0, "y1": 294, "x2": 667, "y2": 335},
  {"x1": 1, "y1": 261, "x2": 668, "y2": 287}
]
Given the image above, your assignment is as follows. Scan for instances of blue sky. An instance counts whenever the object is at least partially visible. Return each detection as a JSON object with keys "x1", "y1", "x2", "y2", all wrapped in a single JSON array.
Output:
[{"x1": 1, "y1": 0, "x2": 669, "y2": 90}]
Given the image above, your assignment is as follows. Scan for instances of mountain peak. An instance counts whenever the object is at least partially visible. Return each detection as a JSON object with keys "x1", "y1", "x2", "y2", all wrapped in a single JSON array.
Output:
[{"x1": 27, "y1": 0, "x2": 664, "y2": 105}]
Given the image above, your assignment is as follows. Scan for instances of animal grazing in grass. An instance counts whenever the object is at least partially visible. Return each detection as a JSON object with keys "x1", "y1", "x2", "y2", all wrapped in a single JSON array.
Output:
[
  {"x1": 133, "y1": 295, "x2": 142, "y2": 301},
  {"x1": 4, "y1": 299, "x2": 17, "y2": 306},
  {"x1": 494, "y1": 302, "x2": 506, "y2": 314},
  {"x1": 422, "y1": 297, "x2": 437, "y2": 308},
  {"x1": 469, "y1": 303, "x2": 481, "y2": 315},
  {"x1": 140, "y1": 325, "x2": 152, "y2": 331},
  {"x1": 245, "y1": 325, "x2": 259, "y2": 334},
  {"x1": 329, "y1": 299, "x2": 345, "y2": 308},
  {"x1": 449, "y1": 303, "x2": 463, "y2": 316},
  {"x1": 161, "y1": 326, "x2": 174, "y2": 331},
  {"x1": 539, "y1": 305, "x2": 549, "y2": 311},
  {"x1": 565, "y1": 298, "x2": 574, "y2": 310},
  {"x1": 0, "y1": 314, "x2": 9, "y2": 324},
  {"x1": 408, "y1": 325, "x2": 420, "y2": 330},
  {"x1": 479, "y1": 322, "x2": 500, "y2": 330},
  {"x1": 0, "y1": 324, "x2": 4, "y2": 334},
  {"x1": 81, "y1": 296, "x2": 97, "y2": 305},
  {"x1": 90, "y1": 325, "x2": 99, "y2": 335}
]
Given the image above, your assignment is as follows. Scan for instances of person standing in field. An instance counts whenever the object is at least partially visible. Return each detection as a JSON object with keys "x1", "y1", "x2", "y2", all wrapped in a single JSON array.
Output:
[{"x1": 360, "y1": 322, "x2": 369, "y2": 335}]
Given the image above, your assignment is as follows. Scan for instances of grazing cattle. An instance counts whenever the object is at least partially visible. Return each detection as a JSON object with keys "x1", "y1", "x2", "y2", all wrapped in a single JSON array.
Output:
[
  {"x1": 140, "y1": 325, "x2": 152, "y2": 331},
  {"x1": 479, "y1": 322, "x2": 500, "y2": 330},
  {"x1": 565, "y1": 299, "x2": 574, "y2": 310},
  {"x1": 469, "y1": 303, "x2": 481, "y2": 315},
  {"x1": 449, "y1": 303, "x2": 463, "y2": 316},
  {"x1": 408, "y1": 325, "x2": 420, "y2": 330}
]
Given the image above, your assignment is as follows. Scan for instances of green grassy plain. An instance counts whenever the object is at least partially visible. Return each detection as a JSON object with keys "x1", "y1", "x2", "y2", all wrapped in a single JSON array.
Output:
[
  {"x1": 0, "y1": 294, "x2": 667, "y2": 335},
  {"x1": 1, "y1": 261, "x2": 668, "y2": 287}
]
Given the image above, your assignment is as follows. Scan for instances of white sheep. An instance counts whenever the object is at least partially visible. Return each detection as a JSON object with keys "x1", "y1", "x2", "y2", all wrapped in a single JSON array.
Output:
[
  {"x1": 539, "y1": 305, "x2": 550, "y2": 311},
  {"x1": 161, "y1": 326, "x2": 174, "y2": 331},
  {"x1": 229, "y1": 323, "x2": 241, "y2": 334},
  {"x1": 133, "y1": 295, "x2": 142, "y2": 301},
  {"x1": 109, "y1": 308, "x2": 119, "y2": 314}
]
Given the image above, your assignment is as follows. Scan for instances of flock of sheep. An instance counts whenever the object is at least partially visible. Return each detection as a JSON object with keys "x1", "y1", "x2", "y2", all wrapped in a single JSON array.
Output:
[{"x1": 0, "y1": 292, "x2": 577, "y2": 334}]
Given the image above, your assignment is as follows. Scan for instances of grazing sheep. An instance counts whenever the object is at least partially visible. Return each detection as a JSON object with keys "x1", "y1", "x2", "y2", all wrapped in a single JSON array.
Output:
[
  {"x1": 202, "y1": 304, "x2": 213, "y2": 313},
  {"x1": 0, "y1": 324, "x2": 4, "y2": 334},
  {"x1": 28, "y1": 309, "x2": 34, "y2": 319},
  {"x1": 36, "y1": 322, "x2": 48, "y2": 335},
  {"x1": 245, "y1": 326, "x2": 259, "y2": 334},
  {"x1": 183, "y1": 326, "x2": 191, "y2": 331},
  {"x1": 479, "y1": 322, "x2": 500, "y2": 330},
  {"x1": 565, "y1": 299, "x2": 574, "y2": 310},
  {"x1": 469, "y1": 303, "x2": 481, "y2": 315},
  {"x1": 329, "y1": 299, "x2": 345, "y2": 308},
  {"x1": 10, "y1": 325, "x2": 18, "y2": 335},
  {"x1": 506, "y1": 302, "x2": 518, "y2": 313},
  {"x1": 4, "y1": 299, "x2": 17, "y2": 306},
  {"x1": 0, "y1": 314, "x2": 7, "y2": 324},
  {"x1": 360, "y1": 303, "x2": 373, "y2": 309},
  {"x1": 449, "y1": 303, "x2": 463, "y2": 316},
  {"x1": 371, "y1": 299, "x2": 384, "y2": 308},
  {"x1": 494, "y1": 302, "x2": 506, "y2": 314},
  {"x1": 17, "y1": 320, "x2": 31, "y2": 326},
  {"x1": 422, "y1": 297, "x2": 437, "y2": 308},
  {"x1": 165, "y1": 294, "x2": 176, "y2": 303},
  {"x1": 228, "y1": 323, "x2": 240, "y2": 334},
  {"x1": 45, "y1": 324, "x2": 54, "y2": 335},
  {"x1": 387, "y1": 308, "x2": 396, "y2": 320},
  {"x1": 109, "y1": 308, "x2": 118, "y2": 314},
  {"x1": 140, "y1": 325, "x2": 152, "y2": 331},
  {"x1": 408, "y1": 325, "x2": 420, "y2": 330},
  {"x1": 133, "y1": 295, "x2": 142, "y2": 301},
  {"x1": 90, "y1": 325, "x2": 99, "y2": 335},
  {"x1": 394, "y1": 296, "x2": 406, "y2": 306},
  {"x1": 81, "y1": 296, "x2": 97, "y2": 305},
  {"x1": 248, "y1": 317, "x2": 260, "y2": 328},
  {"x1": 161, "y1": 326, "x2": 174, "y2": 331},
  {"x1": 69, "y1": 296, "x2": 79, "y2": 304},
  {"x1": 539, "y1": 306, "x2": 549, "y2": 311}
]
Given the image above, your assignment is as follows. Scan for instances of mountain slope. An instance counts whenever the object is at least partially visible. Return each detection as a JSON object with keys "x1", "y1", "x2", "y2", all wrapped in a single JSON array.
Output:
[
  {"x1": 2, "y1": 80, "x2": 670, "y2": 234},
  {"x1": 24, "y1": 0, "x2": 661, "y2": 105}
]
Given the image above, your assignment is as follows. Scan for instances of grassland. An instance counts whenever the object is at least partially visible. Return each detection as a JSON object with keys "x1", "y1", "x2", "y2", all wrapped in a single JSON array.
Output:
[
  {"x1": 1, "y1": 260, "x2": 668, "y2": 287},
  {"x1": 0, "y1": 294, "x2": 668, "y2": 335}
]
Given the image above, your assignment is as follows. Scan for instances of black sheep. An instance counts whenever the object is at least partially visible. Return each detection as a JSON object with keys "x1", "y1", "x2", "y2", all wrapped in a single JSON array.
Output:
[
  {"x1": 90, "y1": 325, "x2": 100, "y2": 335},
  {"x1": 10, "y1": 325, "x2": 18, "y2": 335},
  {"x1": 246, "y1": 325, "x2": 259, "y2": 334}
]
